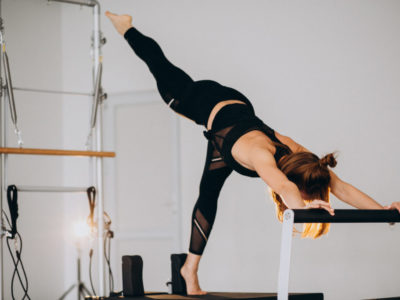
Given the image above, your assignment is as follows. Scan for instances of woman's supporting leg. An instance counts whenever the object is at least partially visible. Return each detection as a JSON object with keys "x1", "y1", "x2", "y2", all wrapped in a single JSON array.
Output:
[
  {"x1": 106, "y1": 12, "x2": 194, "y2": 111},
  {"x1": 107, "y1": 12, "x2": 233, "y2": 294},
  {"x1": 181, "y1": 141, "x2": 232, "y2": 294}
]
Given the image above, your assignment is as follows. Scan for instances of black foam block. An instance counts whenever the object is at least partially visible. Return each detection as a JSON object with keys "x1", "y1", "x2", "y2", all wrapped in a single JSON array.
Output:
[{"x1": 122, "y1": 255, "x2": 145, "y2": 297}]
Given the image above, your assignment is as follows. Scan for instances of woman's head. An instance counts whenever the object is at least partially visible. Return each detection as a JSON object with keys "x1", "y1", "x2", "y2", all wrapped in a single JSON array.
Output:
[{"x1": 270, "y1": 152, "x2": 337, "y2": 238}]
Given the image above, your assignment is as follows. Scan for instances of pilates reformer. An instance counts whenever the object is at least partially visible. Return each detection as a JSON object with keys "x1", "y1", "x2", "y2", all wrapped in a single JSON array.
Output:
[
  {"x1": 84, "y1": 209, "x2": 400, "y2": 300},
  {"x1": 85, "y1": 254, "x2": 323, "y2": 300}
]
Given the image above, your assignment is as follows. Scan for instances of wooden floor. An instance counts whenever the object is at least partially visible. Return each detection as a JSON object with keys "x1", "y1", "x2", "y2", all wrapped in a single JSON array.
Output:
[{"x1": 91, "y1": 292, "x2": 324, "y2": 300}]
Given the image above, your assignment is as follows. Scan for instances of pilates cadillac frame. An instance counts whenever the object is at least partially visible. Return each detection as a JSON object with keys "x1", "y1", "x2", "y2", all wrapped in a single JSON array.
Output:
[
  {"x1": 0, "y1": 0, "x2": 114, "y2": 298},
  {"x1": 277, "y1": 209, "x2": 400, "y2": 300}
]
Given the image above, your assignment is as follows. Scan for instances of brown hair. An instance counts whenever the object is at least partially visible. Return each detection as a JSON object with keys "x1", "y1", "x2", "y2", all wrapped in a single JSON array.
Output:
[{"x1": 270, "y1": 152, "x2": 337, "y2": 238}]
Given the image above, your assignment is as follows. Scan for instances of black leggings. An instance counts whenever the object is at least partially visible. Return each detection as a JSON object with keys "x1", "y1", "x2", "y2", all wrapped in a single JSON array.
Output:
[
  {"x1": 124, "y1": 27, "x2": 254, "y2": 126},
  {"x1": 124, "y1": 27, "x2": 252, "y2": 255}
]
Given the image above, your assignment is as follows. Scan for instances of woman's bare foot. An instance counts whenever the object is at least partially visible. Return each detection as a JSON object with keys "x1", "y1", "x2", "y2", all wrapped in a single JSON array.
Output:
[
  {"x1": 180, "y1": 264, "x2": 207, "y2": 295},
  {"x1": 105, "y1": 11, "x2": 133, "y2": 36}
]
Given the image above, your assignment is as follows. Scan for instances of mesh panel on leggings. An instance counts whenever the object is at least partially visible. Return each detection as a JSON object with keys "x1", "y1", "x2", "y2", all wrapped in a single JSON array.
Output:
[
  {"x1": 208, "y1": 141, "x2": 226, "y2": 170},
  {"x1": 190, "y1": 209, "x2": 211, "y2": 254},
  {"x1": 211, "y1": 126, "x2": 235, "y2": 153},
  {"x1": 188, "y1": 141, "x2": 232, "y2": 255}
]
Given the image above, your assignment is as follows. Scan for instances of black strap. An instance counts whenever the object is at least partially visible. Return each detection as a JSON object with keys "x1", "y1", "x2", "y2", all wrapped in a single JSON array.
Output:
[
  {"x1": 7, "y1": 185, "x2": 18, "y2": 239},
  {"x1": 203, "y1": 130, "x2": 212, "y2": 140},
  {"x1": 87, "y1": 186, "x2": 96, "y2": 228}
]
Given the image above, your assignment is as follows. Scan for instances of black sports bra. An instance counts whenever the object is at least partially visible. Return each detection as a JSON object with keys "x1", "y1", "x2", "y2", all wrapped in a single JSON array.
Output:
[{"x1": 203, "y1": 105, "x2": 292, "y2": 177}]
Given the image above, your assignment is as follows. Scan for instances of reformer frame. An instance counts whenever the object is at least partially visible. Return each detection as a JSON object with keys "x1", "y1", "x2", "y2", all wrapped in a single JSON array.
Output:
[
  {"x1": 277, "y1": 209, "x2": 400, "y2": 300},
  {"x1": 0, "y1": 0, "x2": 113, "y2": 298}
]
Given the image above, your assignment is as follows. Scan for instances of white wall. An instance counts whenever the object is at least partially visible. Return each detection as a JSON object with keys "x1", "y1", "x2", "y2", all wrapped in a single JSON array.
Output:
[
  {"x1": 98, "y1": 1, "x2": 400, "y2": 299},
  {"x1": 3, "y1": 0, "x2": 400, "y2": 300}
]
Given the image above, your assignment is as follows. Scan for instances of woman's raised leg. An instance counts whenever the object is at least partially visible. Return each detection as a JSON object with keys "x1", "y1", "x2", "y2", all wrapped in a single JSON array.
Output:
[
  {"x1": 105, "y1": 11, "x2": 132, "y2": 35},
  {"x1": 106, "y1": 11, "x2": 194, "y2": 113}
]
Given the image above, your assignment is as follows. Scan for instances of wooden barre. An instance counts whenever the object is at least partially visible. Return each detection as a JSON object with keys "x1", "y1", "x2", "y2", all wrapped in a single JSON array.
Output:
[{"x1": 0, "y1": 147, "x2": 115, "y2": 158}]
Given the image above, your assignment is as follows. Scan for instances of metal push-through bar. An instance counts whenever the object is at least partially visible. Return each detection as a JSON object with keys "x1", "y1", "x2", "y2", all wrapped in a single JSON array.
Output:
[
  {"x1": 13, "y1": 87, "x2": 93, "y2": 97},
  {"x1": 7, "y1": 186, "x2": 89, "y2": 193},
  {"x1": 48, "y1": 0, "x2": 96, "y2": 7},
  {"x1": 277, "y1": 209, "x2": 400, "y2": 300}
]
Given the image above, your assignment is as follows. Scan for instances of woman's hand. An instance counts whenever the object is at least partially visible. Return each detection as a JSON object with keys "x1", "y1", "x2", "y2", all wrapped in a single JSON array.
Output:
[
  {"x1": 383, "y1": 202, "x2": 400, "y2": 213},
  {"x1": 303, "y1": 200, "x2": 335, "y2": 216}
]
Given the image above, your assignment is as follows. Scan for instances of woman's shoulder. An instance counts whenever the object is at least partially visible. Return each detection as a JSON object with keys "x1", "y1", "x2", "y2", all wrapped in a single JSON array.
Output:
[{"x1": 274, "y1": 132, "x2": 308, "y2": 153}]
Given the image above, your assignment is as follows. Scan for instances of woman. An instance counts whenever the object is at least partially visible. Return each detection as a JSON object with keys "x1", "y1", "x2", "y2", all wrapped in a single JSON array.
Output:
[{"x1": 105, "y1": 11, "x2": 400, "y2": 295}]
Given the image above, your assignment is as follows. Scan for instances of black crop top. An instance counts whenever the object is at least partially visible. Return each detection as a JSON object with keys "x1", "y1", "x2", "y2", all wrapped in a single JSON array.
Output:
[{"x1": 203, "y1": 105, "x2": 291, "y2": 177}]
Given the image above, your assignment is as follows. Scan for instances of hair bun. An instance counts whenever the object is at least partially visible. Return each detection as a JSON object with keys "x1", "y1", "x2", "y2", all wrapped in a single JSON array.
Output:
[{"x1": 319, "y1": 153, "x2": 337, "y2": 168}]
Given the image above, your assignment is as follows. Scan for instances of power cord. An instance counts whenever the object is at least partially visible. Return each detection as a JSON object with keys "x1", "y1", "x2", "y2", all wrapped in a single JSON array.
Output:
[
  {"x1": 3, "y1": 210, "x2": 30, "y2": 299},
  {"x1": 86, "y1": 186, "x2": 116, "y2": 297},
  {"x1": 104, "y1": 226, "x2": 114, "y2": 292},
  {"x1": 5, "y1": 185, "x2": 30, "y2": 300},
  {"x1": 89, "y1": 248, "x2": 96, "y2": 296},
  {"x1": 87, "y1": 187, "x2": 97, "y2": 296}
]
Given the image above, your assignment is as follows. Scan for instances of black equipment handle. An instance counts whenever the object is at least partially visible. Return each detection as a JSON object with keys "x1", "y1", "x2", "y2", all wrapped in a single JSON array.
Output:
[
  {"x1": 291, "y1": 209, "x2": 400, "y2": 224},
  {"x1": 7, "y1": 185, "x2": 19, "y2": 238},
  {"x1": 87, "y1": 186, "x2": 96, "y2": 228}
]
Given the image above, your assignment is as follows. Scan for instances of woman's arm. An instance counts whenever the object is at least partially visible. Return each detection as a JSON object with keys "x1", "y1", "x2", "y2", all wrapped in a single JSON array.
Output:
[
  {"x1": 276, "y1": 131, "x2": 400, "y2": 212},
  {"x1": 330, "y1": 171, "x2": 400, "y2": 213},
  {"x1": 250, "y1": 146, "x2": 334, "y2": 214},
  {"x1": 277, "y1": 131, "x2": 383, "y2": 208},
  {"x1": 329, "y1": 170, "x2": 383, "y2": 209},
  {"x1": 275, "y1": 131, "x2": 379, "y2": 208}
]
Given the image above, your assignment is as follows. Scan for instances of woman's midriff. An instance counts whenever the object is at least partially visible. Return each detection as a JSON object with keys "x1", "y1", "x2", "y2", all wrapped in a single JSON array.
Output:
[
  {"x1": 206, "y1": 99, "x2": 278, "y2": 171},
  {"x1": 206, "y1": 100, "x2": 247, "y2": 130}
]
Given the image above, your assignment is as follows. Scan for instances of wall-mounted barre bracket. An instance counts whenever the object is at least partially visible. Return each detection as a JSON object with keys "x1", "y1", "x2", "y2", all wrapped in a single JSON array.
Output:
[
  {"x1": 0, "y1": 147, "x2": 115, "y2": 157},
  {"x1": 277, "y1": 209, "x2": 400, "y2": 300}
]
